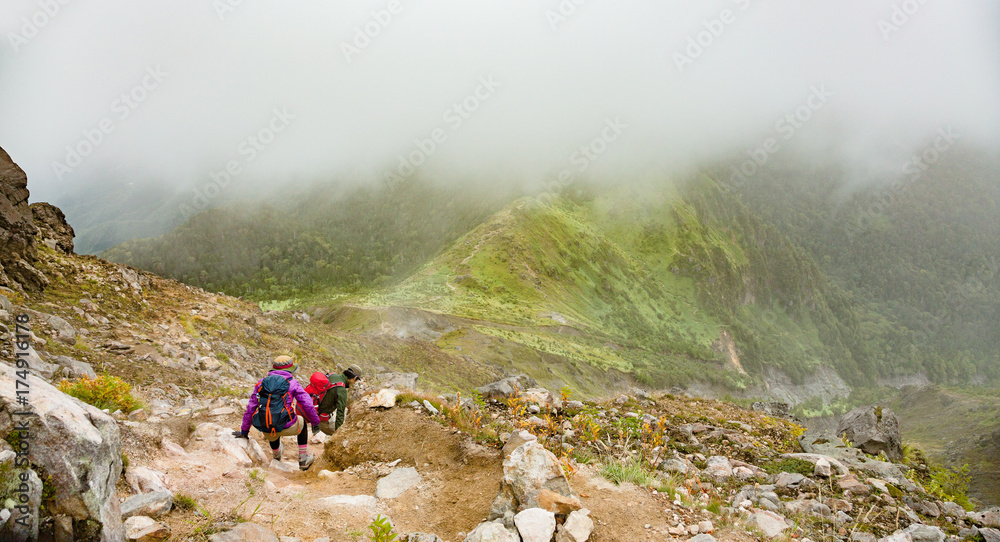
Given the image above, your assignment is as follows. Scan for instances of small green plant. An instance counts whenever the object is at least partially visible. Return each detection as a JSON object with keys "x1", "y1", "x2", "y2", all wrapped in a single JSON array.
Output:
[
  {"x1": 175, "y1": 493, "x2": 198, "y2": 511},
  {"x1": 57, "y1": 375, "x2": 143, "y2": 413},
  {"x1": 600, "y1": 456, "x2": 654, "y2": 487},
  {"x1": 346, "y1": 529, "x2": 365, "y2": 542},
  {"x1": 367, "y1": 514, "x2": 398, "y2": 542}
]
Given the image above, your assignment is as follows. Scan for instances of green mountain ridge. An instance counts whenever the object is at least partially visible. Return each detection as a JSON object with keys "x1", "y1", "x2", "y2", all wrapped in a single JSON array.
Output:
[{"x1": 104, "y1": 166, "x2": 999, "y2": 397}]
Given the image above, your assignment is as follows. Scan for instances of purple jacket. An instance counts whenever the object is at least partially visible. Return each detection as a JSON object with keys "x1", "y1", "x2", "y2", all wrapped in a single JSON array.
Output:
[{"x1": 241, "y1": 370, "x2": 320, "y2": 432}]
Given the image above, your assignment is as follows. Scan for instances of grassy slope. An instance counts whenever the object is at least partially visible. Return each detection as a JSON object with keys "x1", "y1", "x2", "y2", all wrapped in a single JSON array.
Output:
[
  {"x1": 320, "y1": 184, "x2": 850, "y2": 393},
  {"x1": 890, "y1": 386, "x2": 1000, "y2": 505}
]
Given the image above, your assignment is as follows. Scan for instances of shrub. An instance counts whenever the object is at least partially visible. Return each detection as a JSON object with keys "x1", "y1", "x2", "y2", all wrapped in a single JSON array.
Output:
[{"x1": 58, "y1": 375, "x2": 143, "y2": 413}]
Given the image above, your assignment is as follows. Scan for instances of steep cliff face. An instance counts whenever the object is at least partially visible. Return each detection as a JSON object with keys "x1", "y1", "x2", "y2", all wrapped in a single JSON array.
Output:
[
  {"x1": 0, "y1": 146, "x2": 46, "y2": 291},
  {"x1": 31, "y1": 201, "x2": 75, "y2": 254}
]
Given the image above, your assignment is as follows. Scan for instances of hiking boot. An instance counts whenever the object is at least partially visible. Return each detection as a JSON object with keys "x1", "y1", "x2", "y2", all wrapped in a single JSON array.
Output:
[
  {"x1": 299, "y1": 453, "x2": 315, "y2": 471},
  {"x1": 272, "y1": 441, "x2": 283, "y2": 460}
]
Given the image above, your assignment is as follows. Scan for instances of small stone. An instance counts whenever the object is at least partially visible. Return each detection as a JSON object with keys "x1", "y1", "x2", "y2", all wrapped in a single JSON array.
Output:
[
  {"x1": 269, "y1": 460, "x2": 297, "y2": 473},
  {"x1": 514, "y1": 508, "x2": 556, "y2": 542},
  {"x1": 814, "y1": 458, "x2": 832, "y2": 477},
  {"x1": 746, "y1": 511, "x2": 789, "y2": 538},
  {"x1": 376, "y1": 468, "x2": 422, "y2": 499},
  {"x1": 422, "y1": 400, "x2": 439, "y2": 415},
  {"x1": 698, "y1": 520, "x2": 714, "y2": 534},
  {"x1": 368, "y1": 389, "x2": 401, "y2": 408},
  {"x1": 121, "y1": 491, "x2": 173, "y2": 519},
  {"x1": 555, "y1": 509, "x2": 594, "y2": 542}
]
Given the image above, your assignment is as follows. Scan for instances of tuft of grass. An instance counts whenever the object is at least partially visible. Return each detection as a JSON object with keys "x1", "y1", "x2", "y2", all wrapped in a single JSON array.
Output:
[
  {"x1": 58, "y1": 375, "x2": 143, "y2": 413},
  {"x1": 600, "y1": 456, "x2": 654, "y2": 487},
  {"x1": 175, "y1": 493, "x2": 198, "y2": 511}
]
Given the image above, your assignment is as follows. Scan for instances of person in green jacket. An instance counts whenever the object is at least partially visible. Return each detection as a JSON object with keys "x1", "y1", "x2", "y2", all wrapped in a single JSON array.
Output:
[{"x1": 299, "y1": 365, "x2": 362, "y2": 435}]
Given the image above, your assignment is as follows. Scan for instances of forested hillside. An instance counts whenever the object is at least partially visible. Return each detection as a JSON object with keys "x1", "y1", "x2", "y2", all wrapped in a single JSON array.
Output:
[
  {"x1": 104, "y1": 181, "x2": 512, "y2": 300},
  {"x1": 714, "y1": 147, "x2": 1000, "y2": 385}
]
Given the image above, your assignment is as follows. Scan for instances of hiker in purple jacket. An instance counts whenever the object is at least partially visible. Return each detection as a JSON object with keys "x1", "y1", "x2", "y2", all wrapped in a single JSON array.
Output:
[{"x1": 233, "y1": 356, "x2": 321, "y2": 470}]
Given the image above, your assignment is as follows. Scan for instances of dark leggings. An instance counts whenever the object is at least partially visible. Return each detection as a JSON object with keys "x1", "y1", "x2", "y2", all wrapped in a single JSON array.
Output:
[{"x1": 268, "y1": 423, "x2": 309, "y2": 449}]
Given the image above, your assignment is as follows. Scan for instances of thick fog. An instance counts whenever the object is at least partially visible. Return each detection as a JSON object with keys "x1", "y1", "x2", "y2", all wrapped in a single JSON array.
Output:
[{"x1": 1, "y1": 0, "x2": 999, "y2": 204}]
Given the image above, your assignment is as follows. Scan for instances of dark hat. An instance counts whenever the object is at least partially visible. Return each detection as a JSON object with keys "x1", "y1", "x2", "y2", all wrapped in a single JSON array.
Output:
[{"x1": 343, "y1": 364, "x2": 363, "y2": 380}]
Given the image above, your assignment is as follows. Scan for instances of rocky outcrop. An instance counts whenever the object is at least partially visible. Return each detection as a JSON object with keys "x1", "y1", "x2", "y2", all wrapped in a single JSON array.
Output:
[
  {"x1": 30, "y1": 202, "x2": 75, "y2": 254},
  {"x1": 0, "y1": 147, "x2": 46, "y2": 292},
  {"x1": 0, "y1": 363, "x2": 124, "y2": 542},
  {"x1": 838, "y1": 405, "x2": 903, "y2": 462}
]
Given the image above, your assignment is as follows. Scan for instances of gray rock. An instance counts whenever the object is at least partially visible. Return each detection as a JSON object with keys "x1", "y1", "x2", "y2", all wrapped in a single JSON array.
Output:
[
  {"x1": 659, "y1": 458, "x2": 689, "y2": 475},
  {"x1": 688, "y1": 536, "x2": 717, "y2": 542},
  {"x1": 121, "y1": 491, "x2": 173, "y2": 519},
  {"x1": 269, "y1": 460, "x2": 297, "y2": 473},
  {"x1": 376, "y1": 372, "x2": 419, "y2": 390},
  {"x1": 54, "y1": 355, "x2": 97, "y2": 379},
  {"x1": 703, "y1": 456, "x2": 732, "y2": 481},
  {"x1": 514, "y1": 508, "x2": 555, "y2": 542},
  {"x1": 879, "y1": 524, "x2": 945, "y2": 542},
  {"x1": 422, "y1": 400, "x2": 439, "y2": 415},
  {"x1": 475, "y1": 375, "x2": 538, "y2": 400},
  {"x1": 489, "y1": 441, "x2": 576, "y2": 520},
  {"x1": 376, "y1": 467, "x2": 422, "y2": 499},
  {"x1": 980, "y1": 528, "x2": 1000, "y2": 542},
  {"x1": 555, "y1": 509, "x2": 593, "y2": 542},
  {"x1": 502, "y1": 430, "x2": 537, "y2": 458},
  {"x1": 462, "y1": 521, "x2": 520, "y2": 542},
  {"x1": 208, "y1": 522, "x2": 280, "y2": 542},
  {"x1": 0, "y1": 294, "x2": 11, "y2": 312},
  {"x1": 774, "y1": 472, "x2": 806, "y2": 488},
  {"x1": 30, "y1": 202, "x2": 74, "y2": 255},
  {"x1": 968, "y1": 508, "x2": 1000, "y2": 528},
  {"x1": 125, "y1": 466, "x2": 169, "y2": 494},
  {"x1": 402, "y1": 534, "x2": 444, "y2": 542},
  {"x1": 939, "y1": 501, "x2": 965, "y2": 518},
  {"x1": 0, "y1": 147, "x2": 48, "y2": 292},
  {"x1": 838, "y1": 405, "x2": 903, "y2": 461},
  {"x1": 746, "y1": 511, "x2": 789, "y2": 538},
  {"x1": 0, "y1": 363, "x2": 124, "y2": 541}
]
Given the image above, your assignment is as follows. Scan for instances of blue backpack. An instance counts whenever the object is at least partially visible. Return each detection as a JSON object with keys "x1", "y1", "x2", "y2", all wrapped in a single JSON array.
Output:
[{"x1": 251, "y1": 375, "x2": 295, "y2": 436}]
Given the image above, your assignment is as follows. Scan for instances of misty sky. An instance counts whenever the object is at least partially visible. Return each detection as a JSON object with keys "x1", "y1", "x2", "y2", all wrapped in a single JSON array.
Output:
[{"x1": 1, "y1": 0, "x2": 999, "y2": 203}]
